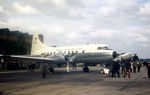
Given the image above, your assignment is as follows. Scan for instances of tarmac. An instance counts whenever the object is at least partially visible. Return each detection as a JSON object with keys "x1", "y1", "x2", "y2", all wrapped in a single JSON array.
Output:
[{"x1": 0, "y1": 66, "x2": 150, "y2": 95}]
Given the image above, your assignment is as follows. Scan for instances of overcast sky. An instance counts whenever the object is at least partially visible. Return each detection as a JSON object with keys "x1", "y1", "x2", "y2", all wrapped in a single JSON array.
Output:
[{"x1": 0, "y1": 0, "x2": 150, "y2": 58}]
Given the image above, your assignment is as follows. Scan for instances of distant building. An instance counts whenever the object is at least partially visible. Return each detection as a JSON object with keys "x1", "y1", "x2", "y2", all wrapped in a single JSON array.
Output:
[
  {"x1": 0, "y1": 28, "x2": 43, "y2": 44},
  {"x1": 0, "y1": 28, "x2": 44, "y2": 70},
  {"x1": 0, "y1": 28, "x2": 44, "y2": 55}
]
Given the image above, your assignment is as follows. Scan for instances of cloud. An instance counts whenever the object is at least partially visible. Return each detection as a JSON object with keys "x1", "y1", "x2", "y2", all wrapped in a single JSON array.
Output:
[
  {"x1": 124, "y1": 27, "x2": 150, "y2": 42},
  {"x1": 0, "y1": 6, "x2": 4, "y2": 12},
  {"x1": 0, "y1": 5, "x2": 11, "y2": 17},
  {"x1": 13, "y1": 2, "x2": 39, "y2": 14},
  {"x1": 141, "y1": 43, "x2": 149, "y2": 47},
  {"x1": 89, "y1": 29, "x2": 119, "y2": 38},
  {"x1": 139, "y1": 2, "x2": 150, "y2": 16},
  {"x1": 50, "y1": 0, "x2": 67, "y2": 8},
  {"x1": 0, "y1": 0, "x2": 150, "y2": 58},
  {"x1": 133, "y1": 33, "x2": 149, "y2": 42},
  {"x1": 97, "y1": 6, "x2": 116, "y2": 16}
]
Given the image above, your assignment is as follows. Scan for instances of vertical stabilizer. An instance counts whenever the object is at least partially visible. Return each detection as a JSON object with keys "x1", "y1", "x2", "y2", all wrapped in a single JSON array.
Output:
[{"x1": 31, "y1": 32, "x2": 51, "y2": 55}]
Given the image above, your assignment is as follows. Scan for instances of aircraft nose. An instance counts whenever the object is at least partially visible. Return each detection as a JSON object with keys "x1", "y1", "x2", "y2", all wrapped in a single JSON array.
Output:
[{"x1": 112, "y1": 51, "x2": 118, "y2": 58}]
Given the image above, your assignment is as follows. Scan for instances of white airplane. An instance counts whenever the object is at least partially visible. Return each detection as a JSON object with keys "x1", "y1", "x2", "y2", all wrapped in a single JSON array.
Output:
[
  {"x1": 31, "y1": 32, "x2": 118, "y2": 72},
  {"x1": 0, "y1": 32, "x2": 138, "y2": 72}
]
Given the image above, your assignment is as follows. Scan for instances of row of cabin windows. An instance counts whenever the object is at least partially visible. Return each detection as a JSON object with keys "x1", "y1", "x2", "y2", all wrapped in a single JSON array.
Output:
[{"x1": 41, "y1": 50, "x2": 85, "y2": 55}]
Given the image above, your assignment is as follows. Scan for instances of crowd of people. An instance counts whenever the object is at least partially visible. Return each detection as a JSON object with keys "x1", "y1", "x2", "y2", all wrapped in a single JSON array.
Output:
[
  {"x1": 26, "y1": 62, "x2": 55, "y2": 78},
  {"x1": 105, "y1": 60, "x2": 144, "y2": 78},
  {"x1": 26, "y1": 60, "x2": 150, "y2": 79}
]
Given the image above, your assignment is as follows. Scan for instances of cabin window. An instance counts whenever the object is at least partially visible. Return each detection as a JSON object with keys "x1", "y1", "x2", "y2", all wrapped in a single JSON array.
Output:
[
  {"x1": 53, "y1": 52, "x2": 55, "y2": 55},
  {"x1": 102, "y1": 47, "x2": 109, "y2": 50},
  {"x1": 104, "y1": 47, "x2": 109, "y2": 50}
]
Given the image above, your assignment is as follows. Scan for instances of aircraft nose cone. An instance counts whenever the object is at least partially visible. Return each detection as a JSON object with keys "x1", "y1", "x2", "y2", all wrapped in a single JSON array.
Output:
[{"x1": 112, "y1": 51, "x2": 118, "y2": 58}]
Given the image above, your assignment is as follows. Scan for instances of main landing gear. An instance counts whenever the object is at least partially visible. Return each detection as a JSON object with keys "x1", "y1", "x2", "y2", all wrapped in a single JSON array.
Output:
[
  {"x1": 83, "y1": 66, "x2": 89, "y2": 72},
  {"x1": 48, "y1": 66, "x2": 54, "y2": 74}
]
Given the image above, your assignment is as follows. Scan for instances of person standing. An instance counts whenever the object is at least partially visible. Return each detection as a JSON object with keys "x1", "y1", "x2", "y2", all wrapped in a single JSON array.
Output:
[
  {"x1": 147, "y1": 62, "x2": 150, "y2": 78},
  {"x1": 137, "y1": 62, "x2": 142, "y2": 72},
  {"x1": 27, "y1": 63, "x2": 30, "y2": 72},
  {"x1": 111, "y1": 62, "x2": 115, "y2": 78},
  {"x1": 114, "y1": 61, "x2": 120, "y2": 78},
  {"x1": 109, "y1": 62, "x2": 113, "y2": 77},
  {"x1": 120, "y1": 61, "x2": 125, "y2": 74},
  {"x1": 42, "y1": 63, "x2": 47, "y2": 79},
  {"x1": 132, "y1": 61, "x2": 137, "y2": 73},
  {"x1": 27, "y1": 63, "x2": 32, "y2": 72},
  {"x1": 31, "y1": 62, "x2": 35, "y2": 72},
  {"x1": 124, "y1": 61, "x2": 131, "y2": 78}
]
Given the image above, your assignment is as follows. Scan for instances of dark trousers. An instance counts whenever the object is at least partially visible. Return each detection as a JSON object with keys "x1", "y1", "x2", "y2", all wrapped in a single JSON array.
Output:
[
  {"x1": 42, "y1": 71, "x2": 46, "y2": 78},
  {"x1": 137, "y1": 66, "x2": 141, "y2": 72},
  {"x1": 121, "y1": 68, "x2": 125, "y2": 74},
  {"x1": 115, "y1": 70, "x2": 120, "y2": 77},
  {"x1": 133, "y1": 67, "x2": 136, "y2": 73},
  {"x1": 111, "y1": 70, "x2": 115, "y2": 77},
  {"x1": 148, "y1": 68, "x2": 150, "y2": 78},
  {"x1": 112, "y1": 70, "x2": 120, "y2": 78}
]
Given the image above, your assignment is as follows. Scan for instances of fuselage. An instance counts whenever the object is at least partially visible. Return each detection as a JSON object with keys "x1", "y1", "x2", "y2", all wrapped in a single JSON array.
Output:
[{"x1": 38, "y1": 44, "x2": 117, "y2": 64}]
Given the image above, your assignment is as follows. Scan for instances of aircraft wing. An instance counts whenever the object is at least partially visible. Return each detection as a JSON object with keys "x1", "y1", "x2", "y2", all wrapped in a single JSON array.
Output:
[{"x1": 0, "y1": 54, "x2": 66, "y2": 64}]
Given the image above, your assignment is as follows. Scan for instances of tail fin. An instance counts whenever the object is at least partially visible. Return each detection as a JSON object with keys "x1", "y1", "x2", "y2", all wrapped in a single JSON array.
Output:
[{"x1": 31, "y1": 32, "x2": 51, "y2": 55}]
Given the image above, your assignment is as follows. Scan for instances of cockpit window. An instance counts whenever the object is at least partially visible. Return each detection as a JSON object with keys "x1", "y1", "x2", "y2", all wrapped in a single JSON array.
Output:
[
  {"x1": 97, "y1": 47, "x2": 102, "y2": 50},
  {"x1": 97, "y1": 47, "x2": 109, "y2": 50}
]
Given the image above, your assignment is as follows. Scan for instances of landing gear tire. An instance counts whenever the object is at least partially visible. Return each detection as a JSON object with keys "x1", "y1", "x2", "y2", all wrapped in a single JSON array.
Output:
[
  {"x1": 83, "y1": 67, "x2": 89, "y2": 72},
  {"x1": 49, "y1": 68, "x2": 54, "y2": 73}
]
